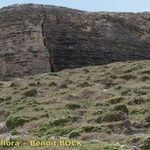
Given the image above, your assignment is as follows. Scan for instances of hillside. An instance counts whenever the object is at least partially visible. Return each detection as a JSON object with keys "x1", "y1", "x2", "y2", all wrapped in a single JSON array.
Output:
[
  {"x1": 0, "y1": 60, "x2": 150, "y2": 150},
  {"x1": 0, "y1": 4, "x2": 150, "y2": 79}
]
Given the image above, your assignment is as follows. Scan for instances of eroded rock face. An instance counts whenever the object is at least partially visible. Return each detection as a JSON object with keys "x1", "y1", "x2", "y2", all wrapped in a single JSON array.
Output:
[
  {"x1": 0, "y1": 4, "x2": 50, "y2": 79},
  {"x1": 0, "y1": 4, "x2": 150, "y2": 79}
]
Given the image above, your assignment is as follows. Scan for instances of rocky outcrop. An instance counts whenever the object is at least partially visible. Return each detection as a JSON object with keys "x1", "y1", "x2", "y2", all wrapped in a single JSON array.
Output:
[
  {"x1": 0, "y1": 4, "x2": 150, "y2": 79},
  {"x1": 0, "y1": 4, "x2": 50, "y2": 79}
]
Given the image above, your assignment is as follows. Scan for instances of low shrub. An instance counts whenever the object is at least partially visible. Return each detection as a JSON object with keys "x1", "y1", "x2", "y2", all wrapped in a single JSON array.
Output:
[
  {"x1": 69, "y1": 130, "x2": 80, "y2": 138},
  {"x1": 23, "y1": 88, "x2": 37, "y2": 97},
  {"x1": 49, "y1": 82, "x2": 57, "y2": 87},
  {"x1": 78, "y1": 82, "x2": 90, "y2": 88},
  {"x1": 65, "y1": 103, "x2": 81, "y2": 110},
  {"x1": 96, "y1": 111, "x2": 126, "y2": 123},
  {"x1": 120, "y1": 74, "x2": 136, "y2": 80},
  {"x1": 113, "y1": 104, "x2": 129, "y2": 114},
  {"x1": 6, "y1": 116, "x2": 29, "y2": 129},
  {"x1": 108, "y1": 97, "x2": 124, "y2": 104},
  {"x1": 141, "y1": 137, "x2": 150, "y2": 150}
]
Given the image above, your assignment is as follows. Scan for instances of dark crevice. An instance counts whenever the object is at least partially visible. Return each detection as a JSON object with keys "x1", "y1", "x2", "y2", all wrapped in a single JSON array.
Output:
[{"x1": 41, "y1": 8, "x2": 56, "y2": 72}]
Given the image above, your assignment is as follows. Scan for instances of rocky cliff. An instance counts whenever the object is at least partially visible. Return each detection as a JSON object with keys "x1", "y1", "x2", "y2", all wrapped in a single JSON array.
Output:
[{"x1": 0, "y1": 4, "x2": 150, "y2": 79}]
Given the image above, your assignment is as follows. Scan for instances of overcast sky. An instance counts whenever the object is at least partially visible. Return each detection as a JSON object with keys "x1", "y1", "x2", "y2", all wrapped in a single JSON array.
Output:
[{"x1": 0, "y1": 0, "x2": 150, "y2": 12}]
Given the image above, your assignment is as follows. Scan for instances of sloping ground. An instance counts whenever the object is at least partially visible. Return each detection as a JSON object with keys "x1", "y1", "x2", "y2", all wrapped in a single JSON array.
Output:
[
  {"x1": 0, "y1": 60, "x2": 150, "y2": 150},
  {"x1": 0, "y1": 4, "x2": 150, "y2": 79}
]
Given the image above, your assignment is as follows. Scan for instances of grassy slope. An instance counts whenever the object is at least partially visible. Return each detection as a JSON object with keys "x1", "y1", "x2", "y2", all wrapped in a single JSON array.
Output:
[{"x1": 0, "y1": 60, "x2": 150, "y2": 150}]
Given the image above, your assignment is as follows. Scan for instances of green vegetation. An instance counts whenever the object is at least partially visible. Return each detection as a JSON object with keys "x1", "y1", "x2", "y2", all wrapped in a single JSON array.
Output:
[
  {"x1": 1, "y1": 60, "x2": 150, "y2": 149},
  {"x1": 6, "y1": 116, "x2": 29, "y2": 129},
  {"x1": 23, "y1": 88, "x2": 37, "y2": 97}
]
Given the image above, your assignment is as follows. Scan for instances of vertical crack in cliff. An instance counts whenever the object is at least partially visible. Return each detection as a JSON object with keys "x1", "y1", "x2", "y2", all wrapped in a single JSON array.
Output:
[{"x1": 41, "y1": 8, "x2": 55, "y2": 72}]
